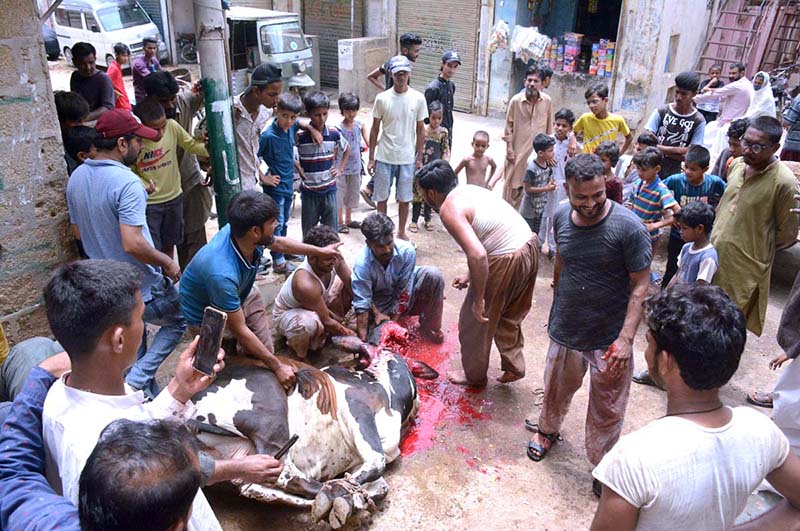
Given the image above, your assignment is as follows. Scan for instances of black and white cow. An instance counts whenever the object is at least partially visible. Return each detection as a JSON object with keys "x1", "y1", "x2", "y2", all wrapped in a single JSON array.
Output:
[{"x1": 191, "y1": 347, "x2": 432, "y2": 528}]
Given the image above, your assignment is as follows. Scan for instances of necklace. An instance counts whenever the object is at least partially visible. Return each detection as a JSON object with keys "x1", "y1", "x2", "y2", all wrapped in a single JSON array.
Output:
[{"x1": 663, "y1": 403, "x2": 724, "y2": 418}]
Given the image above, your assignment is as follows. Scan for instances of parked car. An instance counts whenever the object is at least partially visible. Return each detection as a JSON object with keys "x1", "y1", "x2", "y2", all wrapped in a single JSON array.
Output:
[
  {"x1": 51, "y1": 0, "x2": 167, "y2": 68},
  {"x1": 41, "y1": 24, "x2": 60, "y2": 61}
]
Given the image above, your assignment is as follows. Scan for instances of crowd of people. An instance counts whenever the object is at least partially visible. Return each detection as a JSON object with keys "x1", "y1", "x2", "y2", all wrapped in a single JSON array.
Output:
[{"x1": 0, "y1": 32, "x2": 798, "y2": 531}]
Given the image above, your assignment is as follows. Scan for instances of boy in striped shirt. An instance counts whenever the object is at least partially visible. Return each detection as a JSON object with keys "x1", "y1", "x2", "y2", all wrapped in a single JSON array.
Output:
[
  {"x1": 629, "y1": 147, "x2": 681, "y2": 283},
  {"x1": 297, "y1": 91, "x2": 350, "y2": 237}
]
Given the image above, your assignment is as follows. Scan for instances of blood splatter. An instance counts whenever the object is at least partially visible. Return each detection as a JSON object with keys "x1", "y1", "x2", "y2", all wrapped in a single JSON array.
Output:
[{"x1": 376, "y1": 319, "x2": 492, "y2": 456}]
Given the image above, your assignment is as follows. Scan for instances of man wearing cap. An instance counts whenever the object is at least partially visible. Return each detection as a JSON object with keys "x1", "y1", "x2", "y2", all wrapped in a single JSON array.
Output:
[
  {"x1": 368, "y1": 55, "x2": 429, "y2": 241},
  {"x1": 425, "y1": 50, "x2": 460, "y2": 148},
  {"x1": 66, "y1": 109, "x2": 186, "y2": 397}
]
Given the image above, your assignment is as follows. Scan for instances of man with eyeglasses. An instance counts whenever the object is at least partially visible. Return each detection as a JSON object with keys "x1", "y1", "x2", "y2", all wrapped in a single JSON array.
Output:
[{"x1": 711, "y1": 116, "x2": 798, "y2": 342}]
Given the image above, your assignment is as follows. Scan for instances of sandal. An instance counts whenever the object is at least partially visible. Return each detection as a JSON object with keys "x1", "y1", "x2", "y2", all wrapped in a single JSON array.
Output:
[
  {"x1": 408, "y1": 223, "x2": 418, "y2": 233},
  {"x1": 746, "y1": 390, "x2": 774, "y2": 408},
  {"x1": 525, "y1": 422, "x2": 561, "y2": 462},
  {"x1": 632, "y1": 369, "x2": 657, "y2": 387},
  {"x1": 424, "y1": 221, "x2": 434, "y2": 231},
  {"x1": 338, "y1": 225, "x2": 350, "y2": 234},
  {"x1": 347, "y1": 220, "x2": 362, "y2": 229}
]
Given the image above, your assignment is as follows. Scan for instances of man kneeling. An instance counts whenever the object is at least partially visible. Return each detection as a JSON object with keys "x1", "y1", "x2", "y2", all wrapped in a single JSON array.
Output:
[
  {"x1": 591, "y1": 284, "x2": 800, "y2": 531},
  {"x1": 273, "y1": 225, "x2": 355, "y2": 358},
  {"x1": 352, "y1": 212, "x2": 445, "y2": 344}
]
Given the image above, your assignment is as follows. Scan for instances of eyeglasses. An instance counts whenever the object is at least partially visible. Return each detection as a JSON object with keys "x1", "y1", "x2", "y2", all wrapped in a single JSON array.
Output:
[{"x1": 741, "y1": 139, "x2": 772, "y2": 154}]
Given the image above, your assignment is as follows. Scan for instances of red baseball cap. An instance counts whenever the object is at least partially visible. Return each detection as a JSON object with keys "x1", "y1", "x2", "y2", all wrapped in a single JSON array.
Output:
[{"x1": 95, "y1": 109, "x2": 160, "y2": 141}]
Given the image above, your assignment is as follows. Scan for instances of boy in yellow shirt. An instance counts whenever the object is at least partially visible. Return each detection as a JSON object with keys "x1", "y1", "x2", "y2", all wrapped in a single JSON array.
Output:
[
  {"x1": 133, "y1": 97, "x2": 208, "y2": 259},
  {"x1": 574, "y1": 83, "x2": 633, "y2": 155}
]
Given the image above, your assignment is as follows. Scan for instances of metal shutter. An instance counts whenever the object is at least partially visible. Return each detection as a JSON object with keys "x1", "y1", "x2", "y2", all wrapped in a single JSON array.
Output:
[
  {"x1": 304, "y1": 0, "x2": 364, "y2": 86},
  {"x1": 230, "y1": 0, "x2": 274, "y2": 8},
  {"x1": 397, "y1": 0, "x2": 479, "y2": 112},
  {"x1": 138, "y1": 0, "x2": 165, "y2": 38}
]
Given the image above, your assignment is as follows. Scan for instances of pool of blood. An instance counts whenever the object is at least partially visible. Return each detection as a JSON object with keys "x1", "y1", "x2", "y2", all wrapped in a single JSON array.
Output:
[{"x1": 376, "y1": 320, "x2": 492, "y2": 456}]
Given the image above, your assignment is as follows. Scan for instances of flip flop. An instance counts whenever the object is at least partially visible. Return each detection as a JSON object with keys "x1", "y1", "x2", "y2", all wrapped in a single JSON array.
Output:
[
  {"x1": 632, "y1": 369, "x2": 657, "y2": 387},
  {"x1": 525, "y1": 423, "x2": 560, "y2": 462},
  {"x1": 338, "y1": 225, "x2": 350, "y2": 234},
  {"x1": 347, "y1": 220, "x2": 362, "y2": 229},
  {"x1": 746, "y1": 391, "x2": 774, "y2": 408}
]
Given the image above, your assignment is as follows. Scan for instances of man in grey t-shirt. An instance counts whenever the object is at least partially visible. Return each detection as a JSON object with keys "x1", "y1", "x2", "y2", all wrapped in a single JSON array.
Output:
[
  {"x1": 526, "y1": 154, "x2": 651, "y2": 496},
  {"x1": 66, "y1": 110, "x2": 185, "y2": 397}
]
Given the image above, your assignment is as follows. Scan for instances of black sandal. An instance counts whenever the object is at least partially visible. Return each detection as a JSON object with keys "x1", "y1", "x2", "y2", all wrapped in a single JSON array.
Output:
[{"x1": 525, "y1": 422, "x2": 561, "y2": 462}]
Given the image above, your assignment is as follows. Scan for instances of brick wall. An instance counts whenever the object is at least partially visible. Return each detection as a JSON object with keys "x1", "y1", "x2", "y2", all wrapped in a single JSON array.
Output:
[{"x1": 0, "y1": 0, "x2": 74, "y2": 345}]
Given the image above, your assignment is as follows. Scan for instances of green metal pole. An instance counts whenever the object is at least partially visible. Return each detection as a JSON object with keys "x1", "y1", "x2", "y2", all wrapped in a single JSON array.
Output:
[
  {"x1": 195, "y1": 0, "x2": 240, "y2": 228},
  {"x1": 202, "y1": 79, "x2": 241, "y2": 228}
]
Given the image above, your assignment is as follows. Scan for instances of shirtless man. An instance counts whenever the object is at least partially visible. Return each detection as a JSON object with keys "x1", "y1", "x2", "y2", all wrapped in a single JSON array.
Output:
[
  {"x1": 273, "y1": 225, "x2": 355, "y2": 359},
  {"x1": 416, "y1": 160, "x2": 538, "y2": 386},
  {"x1": 453, "y1": 130, "x2": 498, "y2": 188}
]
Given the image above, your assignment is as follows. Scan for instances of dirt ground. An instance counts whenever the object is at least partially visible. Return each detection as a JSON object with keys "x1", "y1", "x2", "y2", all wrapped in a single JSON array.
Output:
[{"x1": 48, "y1": 59, "x2": 791, "y2": 530}]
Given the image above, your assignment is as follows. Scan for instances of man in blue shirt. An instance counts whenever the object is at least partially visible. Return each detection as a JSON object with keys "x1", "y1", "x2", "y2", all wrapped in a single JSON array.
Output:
[
  {"x1": 180, "y1": 191, "x2": 343, "y2": 392},
  {"x1": 352, "y1": 212, "x2": 444, "y2": 344},
  {"x1": 258, "y1": 93, "x2": 303, "y2": 274},
  {"x1": 66, "y1": 109, "x2": 185, "y2": 397}
]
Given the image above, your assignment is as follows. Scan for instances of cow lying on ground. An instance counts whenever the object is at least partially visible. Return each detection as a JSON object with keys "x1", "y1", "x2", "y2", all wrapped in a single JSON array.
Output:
[{"x1": 191, "y1": 341, "x2": 436, "y2": 528}]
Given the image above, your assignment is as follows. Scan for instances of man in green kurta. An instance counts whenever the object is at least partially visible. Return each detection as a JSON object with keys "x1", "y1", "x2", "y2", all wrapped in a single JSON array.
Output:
[{"x1": 711, "y1": 116, "x2": 798, "y2": 338}]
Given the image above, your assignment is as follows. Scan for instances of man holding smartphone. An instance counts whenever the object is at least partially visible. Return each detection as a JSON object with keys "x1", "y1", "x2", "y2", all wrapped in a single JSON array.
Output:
[{"x1": 180, "y1": 191, "x2": 344, "y2": 391}]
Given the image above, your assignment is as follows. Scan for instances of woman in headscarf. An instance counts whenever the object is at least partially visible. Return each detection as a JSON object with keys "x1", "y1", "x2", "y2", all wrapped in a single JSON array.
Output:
[{"x1": 745, "y1": 71, "x2": 777, "y2": 119}]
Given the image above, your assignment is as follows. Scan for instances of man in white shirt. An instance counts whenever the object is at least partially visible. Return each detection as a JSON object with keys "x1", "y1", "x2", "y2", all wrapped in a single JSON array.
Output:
[
  {"x1": 591, "y1": 284, "x2": 800, "y2": 531},
  {"x1": 367, "y1": 55, "x2": 428, "y2": 241},
  {"x1": 41, "y1": 260, "x2": 284, "y2": 531}
]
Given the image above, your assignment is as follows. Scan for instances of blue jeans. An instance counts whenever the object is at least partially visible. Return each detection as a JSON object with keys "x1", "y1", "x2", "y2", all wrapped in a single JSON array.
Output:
[
  {"x1": 300, "y1": 190, "x2": 338, "y2": 237},
  {"x1": 0, "y1": 337, "x2": 62, "y2": 426},
  {"x1": 127, "y1": 276, "x2": 186, "y2": 396},
  {"x1": 266, "y1": 192, "x2": 293, "y2": 266}
]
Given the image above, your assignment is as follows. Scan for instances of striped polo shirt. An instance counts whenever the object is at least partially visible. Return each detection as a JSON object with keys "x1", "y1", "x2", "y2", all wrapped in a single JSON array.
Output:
[
  {"x1": 296, "y1": 125, "x2": 349, "y2": 195},
  {"x1": 630, "y1": 177, "x2": 677, "y2": 241}
]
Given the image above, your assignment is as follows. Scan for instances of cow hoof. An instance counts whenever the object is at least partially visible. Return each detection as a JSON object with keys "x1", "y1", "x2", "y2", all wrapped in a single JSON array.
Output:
[
  {"x1": 329, "y1": 496, "x2": 353, "y2": 529},
  {"x1": 311, "y1": 491, "x2": 333, "y2": 522}
]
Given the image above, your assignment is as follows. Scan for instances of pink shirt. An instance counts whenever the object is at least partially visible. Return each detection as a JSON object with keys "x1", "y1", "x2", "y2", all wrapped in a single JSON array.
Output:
[{"x1": 694, "y1": 77, "x2": 753, "y2": 125}]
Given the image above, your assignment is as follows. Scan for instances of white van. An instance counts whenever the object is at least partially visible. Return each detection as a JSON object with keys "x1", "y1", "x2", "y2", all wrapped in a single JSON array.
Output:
[{"x1": 52, "y1": 0, "x2": 168, "y2": 68}]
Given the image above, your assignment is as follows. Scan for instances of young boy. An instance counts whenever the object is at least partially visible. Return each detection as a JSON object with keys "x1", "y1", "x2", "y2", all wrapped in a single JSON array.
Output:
[
  {"x1": 259, "y1": 93, "x2": 304, "y2": 274},
  {"x1": 629, "y1": 147, "x2": 681, "y2": 283},
  {"x1": 425, "y1": 50, "x2": 460, "y2": 147},
  {"x1": 336, "y1": 92, "x2": 368, "y2": 233},
  {"x1": 411, "y1": 101, "x2": 449, "y2": 232},
  {"x1": 519, "y1": 133, "x2": 557, "y2": 235},
  {"x1": 63, "y1": 125, "x2": 97, "y2": 176},
  {"x1": 296, "y1": 91, "x2": 350, "y2": 237},
  {"x1": 107, "y1": 42, "x2": 131, "y2": 111},
  {"x1": 711, "y1": 117, "x2": 748, "y2": 181},
  {"x1": 644, "y1": 71, "x2": 706, "y2": 179},
  {"x1": 455, "y1": 130, "x2": 497, "y2": 188},
  {"x1": 595, "y1": 140, "x2": 623, "y2": 203},
  {"x1": 660, "y1": 145, "x2": 726, "y2": 286},
  {"x1": 133, "y1": 97, "x2": 209, "y2": 260},
  {"x1": 668, "y1": 201, "x2": 719, "y2": 287},
  {"x1": 616, "y1": 131, "x2": 658, "y2": 203},
  {"x1": 537, "y1": 108, "x2": 574, "y2": 258},
  {"x1": 573, "y1": 83, "x2": 632, "y2": 154},
  {"x1": 54, "y1": 90, "x2": 89, "y2": 141}
]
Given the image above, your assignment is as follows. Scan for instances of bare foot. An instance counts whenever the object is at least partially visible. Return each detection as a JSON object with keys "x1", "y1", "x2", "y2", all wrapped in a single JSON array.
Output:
[
  {"x1": 420, "y1": 327, "x2": 444, "y2": 344},
  {"x1": 397, "y1": 231, "x2": 409, "y2": 241},
  {"x1": 497, "y1": 371, "x2": 524, "y2": 384},
  {"x1": 447, "y1": 370, "x2": 486, "y2": 387}
]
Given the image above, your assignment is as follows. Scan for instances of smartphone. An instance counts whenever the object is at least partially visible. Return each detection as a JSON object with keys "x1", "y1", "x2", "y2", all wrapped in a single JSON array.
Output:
[
  {"x1": 193, "y1": 306, "x2": 227, "y2": 376},
  {"x1": 259, "y1": 160, "x2": 269, "y2": 175},
  {"x1": 274, "y1": 434, "x2": 299, "y2": 460}
]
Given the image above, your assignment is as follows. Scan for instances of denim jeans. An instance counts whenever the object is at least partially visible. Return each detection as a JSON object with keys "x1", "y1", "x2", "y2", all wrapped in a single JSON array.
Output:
[
  {"x1": 266, "y1": 192, "x2": 293, "y2": 266},
  {"x1": 127, "y1": 276, "x2": 186, "y2": 396},
  {"x1": 300, "y1": 190, "x2": 338, "y2": 237},
  {"x1": 0, "y1": 337, "x2": 63, "y2": 426}
]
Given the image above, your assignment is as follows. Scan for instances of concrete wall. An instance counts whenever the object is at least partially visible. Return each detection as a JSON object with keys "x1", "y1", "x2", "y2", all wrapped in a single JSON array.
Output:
[
  {"x1": 338, "y1": 37, "x2": 389, "y2": 105},
  {"x1": 0, "y1": 0, "x2": 73, "y2": 344},
  {"x1": 365, "y1": 0, "x2": 395, "y2": 46}
]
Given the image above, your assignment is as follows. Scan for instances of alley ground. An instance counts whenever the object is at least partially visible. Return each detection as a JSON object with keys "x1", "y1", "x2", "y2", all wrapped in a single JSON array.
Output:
[{"x1": 50, "y1": 60, "x2": 790, "y2": 530}]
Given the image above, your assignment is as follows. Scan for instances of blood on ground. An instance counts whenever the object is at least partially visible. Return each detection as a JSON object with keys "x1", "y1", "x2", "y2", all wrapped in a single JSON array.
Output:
[{"x1": 376, "y1": 319, "x2": 492, "y2": 456}]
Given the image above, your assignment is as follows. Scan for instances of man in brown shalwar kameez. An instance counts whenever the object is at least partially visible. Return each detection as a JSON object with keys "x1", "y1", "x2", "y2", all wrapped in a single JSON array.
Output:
[
  {"x1": 416, "y1": 160, "x2": 538, "y2": 386},
  {"x1": 500, "y1": 66, "x2": 553, "y2": 209},
  {"x1": 711, "y1": 117, "x2": 799, "y2": 408}
]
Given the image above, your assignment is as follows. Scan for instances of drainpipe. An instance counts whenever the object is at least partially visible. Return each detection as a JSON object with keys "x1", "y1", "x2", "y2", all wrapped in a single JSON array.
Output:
[{"x1": 194, "y1": 0, "x2": 240, "y2": 228}]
